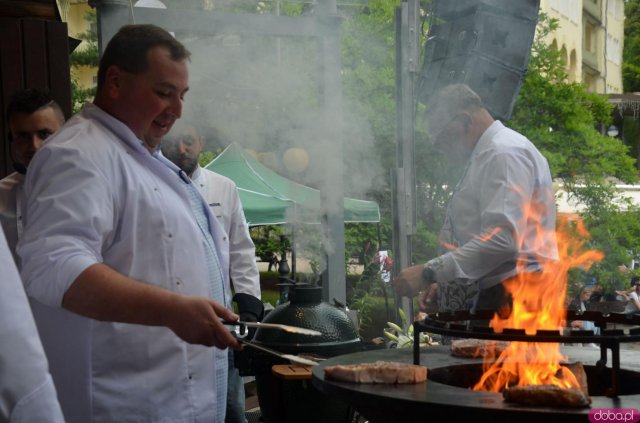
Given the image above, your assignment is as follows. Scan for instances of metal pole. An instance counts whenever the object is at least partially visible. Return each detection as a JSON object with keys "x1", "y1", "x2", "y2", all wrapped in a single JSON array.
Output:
[
  {"x1": 89, "y1": 0, "x2": 132, "y2": 55},
  {"x1": 393, "y1": 0, "x2": 419, "y2": 327},
  {"x1": 318, "y1": 0, "x2": 346, "y2": 305}
]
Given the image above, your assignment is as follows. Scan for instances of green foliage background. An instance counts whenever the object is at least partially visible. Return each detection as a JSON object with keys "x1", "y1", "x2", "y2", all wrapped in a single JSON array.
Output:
[
  {"x1": 70, "y1": 10, "x2": 98, "y2": 113},
  {"x1": 624, "y1": 0, "x2": 640, "y2": 92}
]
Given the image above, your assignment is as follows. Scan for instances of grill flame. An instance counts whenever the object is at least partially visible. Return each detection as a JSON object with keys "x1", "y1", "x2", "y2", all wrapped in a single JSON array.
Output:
[{"x1": 473, "y1": 215, "x2": 603, "y2": 392}]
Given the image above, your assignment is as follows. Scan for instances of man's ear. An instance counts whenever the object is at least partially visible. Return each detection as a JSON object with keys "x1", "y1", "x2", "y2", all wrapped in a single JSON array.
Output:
[
  {"x1": 197, "y1": 136, "x2": 206, "y2": 151},
  {"x1": 460, "y1": 112, "x2": 473, "y2": 131},
  {"x1": 104, "y1": 65, "x2": 125, "y2": 98}
]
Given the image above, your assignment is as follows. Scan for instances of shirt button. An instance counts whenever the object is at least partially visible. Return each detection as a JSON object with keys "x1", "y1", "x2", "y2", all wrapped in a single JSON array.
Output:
[
  {"x1": 168, "y1": 233, "x2": 173, "y2": 238},
  {"x1": 188, "y1": 374, "x2": 193, "y2": 380},
  {"x1": 176, "y1": 280, "x2": 181, "y2": 286},
  {"x1": 223, "y1": 237, "x2": 227, "y2": 241}
]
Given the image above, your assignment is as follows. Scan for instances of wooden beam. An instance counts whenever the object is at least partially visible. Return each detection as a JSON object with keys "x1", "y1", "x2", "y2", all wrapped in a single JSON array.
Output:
[
  {"x1": 0, "y1": 0, "x2": 58, "y2": 19},
  {"x1": 131, "y1": 8, "x2": 341, "y2": 39}
]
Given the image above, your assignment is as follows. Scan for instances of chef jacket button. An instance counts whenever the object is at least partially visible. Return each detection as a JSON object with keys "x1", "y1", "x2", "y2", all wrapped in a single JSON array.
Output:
[
  {"x1": 154, "y1": 187, "x2": 159, "y2": 191},
  {"x1": 223, "y1": 236, "x2": 227, "y2": 241},
  {"x1": 188, "y1": 374, "x2": 193, "y2": 380},
  {"x1": 176, "y1": 280, "x2": 181, "y2": 286},
  {"x1": 168, "y1": 233, "x2": 173, "y2": 238}
]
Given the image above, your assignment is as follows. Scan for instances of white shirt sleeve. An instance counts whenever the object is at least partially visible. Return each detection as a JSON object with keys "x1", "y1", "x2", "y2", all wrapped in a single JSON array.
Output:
[
  {"x1": 0, "y1": 228, "x2": 65, "y2": 423},
  {"x1": 225, "y1": 186, "x2": 261, "y2": 299},
  {"x1": 431, "y1": 152, "x2": 527, "y2": 283},
  {"x1": 197, "y1": 169, "x2": 261, "y2": 299},
  {"x1": 429, "y1": 122, "x2": 556, "y2": 286}
]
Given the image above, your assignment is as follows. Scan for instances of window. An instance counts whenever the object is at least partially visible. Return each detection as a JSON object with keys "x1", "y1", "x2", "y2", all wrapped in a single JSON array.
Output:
[
  {"x1": 608, "y1": 0, "x2": 624, "y2": 20},
  {"x1": 585, "y1": 22, "x2": 593, "y2": 52},
  {"x1": 557, "y1": 0, "x2": 580, "y2": 22},
  {"x1": 615, "y1": 0, "x2": 623, "y2": 20},
  {"x1": 569, "y1": 0, "x2": 580, "y2": 23},
  {"x1": 559, "y1": 0, "x2": 569, "y2": 17},
  {"x1": 606, "y1": 34, "x2": 621, "y2": 65}
]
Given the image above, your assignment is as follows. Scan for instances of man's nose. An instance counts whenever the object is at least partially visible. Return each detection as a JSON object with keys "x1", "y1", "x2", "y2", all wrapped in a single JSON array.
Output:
[
  {"x1": 170, "y1": 96, "x2": 183, "y2": 119},
  {"x1": 178, "y1": 142, "x2": 188, "y2": 154},
  {"x1": 26, "y1": 133, "x2": 45, "y2": 150}
]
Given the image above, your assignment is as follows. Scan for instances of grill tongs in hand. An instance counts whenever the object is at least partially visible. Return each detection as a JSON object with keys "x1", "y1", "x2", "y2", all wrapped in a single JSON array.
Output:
[
  {"x1": 222, "y1": 320, "x2": 321, "y2": 366},
  {"x1": 222, "y1": 320, "x2": 322, "y2": 337}
]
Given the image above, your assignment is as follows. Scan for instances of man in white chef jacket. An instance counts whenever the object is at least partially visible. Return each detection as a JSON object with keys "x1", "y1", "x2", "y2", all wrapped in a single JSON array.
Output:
[
  {"x1": 18, "y1": 24, "x2": 239, "y2": 422},
  {"x1": 0, "y1": 88, "x2": 65, "y2": 265},
  {"x1": 0, "y1": 225, "x2": 65, "y2": 423},
  {"x1": 161, "y1": 122, "x2": 263, "y2": 423}
]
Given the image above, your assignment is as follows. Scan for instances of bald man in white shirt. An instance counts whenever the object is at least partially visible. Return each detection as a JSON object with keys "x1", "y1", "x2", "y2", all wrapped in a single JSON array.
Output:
[{"x1": 393, "y1": 84, "x2": 558, "y2": 315}]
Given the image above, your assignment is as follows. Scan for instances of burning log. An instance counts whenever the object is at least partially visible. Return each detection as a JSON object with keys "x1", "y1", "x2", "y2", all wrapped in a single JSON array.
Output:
[
  {"x1": 503, "y1": 385, "x2": 591, "y2": 408},
  {"x1": 503, "y1": 361, "x2": 591, "y2": 408},
  {"x1": 562, "y1": 362, "x2": 589, "y2": 396}
]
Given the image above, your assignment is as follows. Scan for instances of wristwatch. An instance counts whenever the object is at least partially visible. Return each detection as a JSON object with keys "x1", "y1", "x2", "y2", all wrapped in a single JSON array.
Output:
[{"x1": 422, "y1": 265, "x2": 435, "y2": 288}]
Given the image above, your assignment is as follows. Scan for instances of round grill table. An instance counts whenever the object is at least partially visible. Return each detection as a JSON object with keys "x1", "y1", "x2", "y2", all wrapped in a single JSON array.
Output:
[{"x1": 311, "y1": 346, "x2": 640, "y2": 423}]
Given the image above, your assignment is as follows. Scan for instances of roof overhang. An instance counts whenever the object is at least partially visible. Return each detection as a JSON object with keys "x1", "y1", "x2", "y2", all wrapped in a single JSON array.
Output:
[{"x1": 607, "y1": 93, "x2": 640, "y2": 119}]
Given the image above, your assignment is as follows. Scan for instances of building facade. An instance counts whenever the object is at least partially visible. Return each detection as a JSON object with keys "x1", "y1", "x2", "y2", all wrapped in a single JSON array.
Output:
[
  {"x1": 540, "y1": 0, "x2": 625, "y2": 94},
  {"x1": 67, "y1": 0, "x2": 96, "y2": 91}
]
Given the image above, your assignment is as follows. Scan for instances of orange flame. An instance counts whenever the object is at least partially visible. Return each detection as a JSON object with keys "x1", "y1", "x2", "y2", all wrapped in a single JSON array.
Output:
[
  {"x1": 473, "y1": 213, "x2": 603, "y2": 393},
  {"x1": 473, "y1": 227, "x2": 503, "y2": 243}
]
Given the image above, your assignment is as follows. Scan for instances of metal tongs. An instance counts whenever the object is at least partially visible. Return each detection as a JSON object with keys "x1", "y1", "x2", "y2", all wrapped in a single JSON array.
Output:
[
  {"x1": 237, "y1": 339, "x2": 319, "y2": 366},
  {"x1": 222, "y1": 320, "x2": 321, "y2": 366},
  {"x1": 222, "y1": 321, "x2": 322, "y2": 337}
]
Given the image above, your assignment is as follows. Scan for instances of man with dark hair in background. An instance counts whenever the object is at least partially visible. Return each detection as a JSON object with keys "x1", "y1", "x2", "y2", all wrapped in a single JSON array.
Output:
[
  {"x1": 0, "y1": 88, "x2": 65, "y2": 264},
  {"x1": 161, "y1": 122, "x2": 263, "y2": 423},
  {"x1": 18, "y1": 24, "x2": 239, "y2": 422},
  {"x1": 393, "y1": 84, "x2": 558, "y2": 317}
]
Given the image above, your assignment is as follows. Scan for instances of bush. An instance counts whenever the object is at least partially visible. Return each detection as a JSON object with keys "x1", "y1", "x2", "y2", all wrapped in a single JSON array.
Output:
[{"x1": 350, "y1": 294, "x2": 395, "y2": 342}]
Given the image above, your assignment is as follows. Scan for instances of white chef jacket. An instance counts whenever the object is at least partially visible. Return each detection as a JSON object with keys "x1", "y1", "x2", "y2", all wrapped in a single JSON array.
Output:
[
  {"x1": 624, "y1": 291, "x2": 640, "y2": 314},
  {"x1": 0, "y1": 171, "x2": 24, "y2": 266},
  {"x1": 428, "y1": 120, "x2": 558, "y2": 289},
  {"x1": 191, "y1": 166, "x2": 261, "y2": 304},
  {"x1": 18, "y1": 103, "x2": 231, "y2": 423},
  {"x1": 0, "y1": 227, "x2": 65, "y2": 423}
]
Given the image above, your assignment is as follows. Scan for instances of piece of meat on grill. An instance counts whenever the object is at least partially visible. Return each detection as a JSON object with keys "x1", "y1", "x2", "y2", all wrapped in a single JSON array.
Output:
[
  {"x1": 503, "y1": 385, "x2": 591, "y2": 408},
  {"x1": 450, "y1": 339, "x2": 509, "y2": 358},
  {"x1": 559, "y1": 362, "x2": 589, "y2": 395},
  {"x1": 324, "y1": 361, "x2": 427, "y2": 384}
]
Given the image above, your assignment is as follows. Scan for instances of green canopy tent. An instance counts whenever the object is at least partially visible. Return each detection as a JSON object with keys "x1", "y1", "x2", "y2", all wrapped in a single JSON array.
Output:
[
  {"x1": 204, "y1": 143, "x2": 381, "y2": 226},
  {"x1": 205, "y1": 143, "x2": 381, "y2": 280}
]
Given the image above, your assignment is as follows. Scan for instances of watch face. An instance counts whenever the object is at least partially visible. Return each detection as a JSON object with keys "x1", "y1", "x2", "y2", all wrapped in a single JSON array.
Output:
[{"x1": 422, "y1": 267, "x2": 434, "y2": 283}]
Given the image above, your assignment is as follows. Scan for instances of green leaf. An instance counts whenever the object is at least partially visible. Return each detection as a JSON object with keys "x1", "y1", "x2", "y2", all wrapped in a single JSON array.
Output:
[
  {"x1": 383, "y1": 331, "x2": 399, "y2": 342},
  {"x1": 386, "y1": 322, "x2": 403, "y2": 334},
  {"x1": 398, "y1": 307, "x2": 407, "y2": 324}
]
